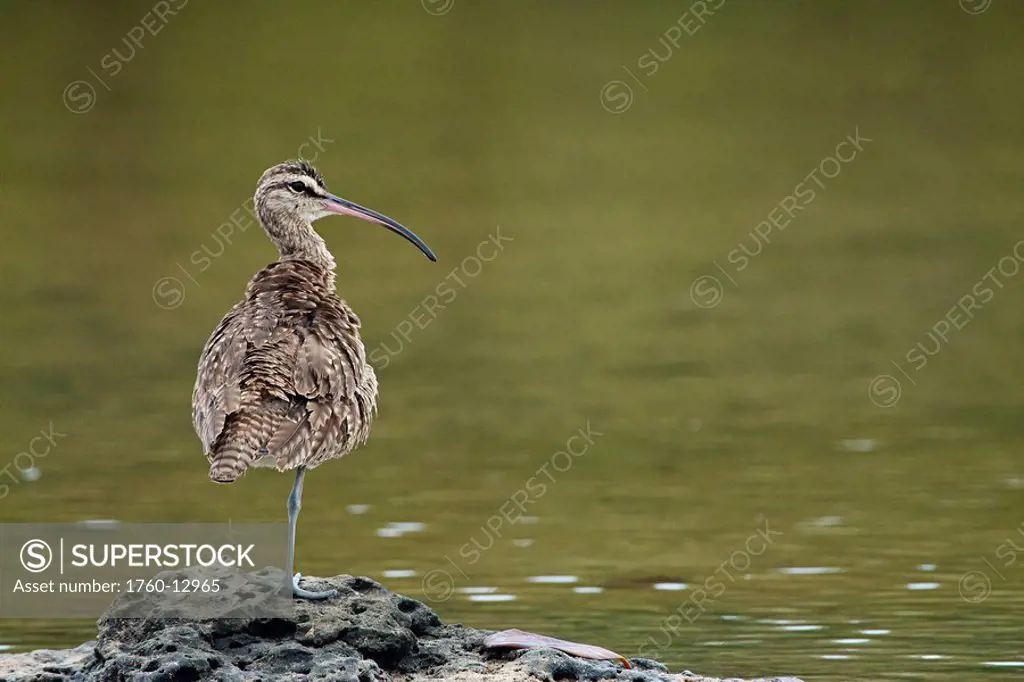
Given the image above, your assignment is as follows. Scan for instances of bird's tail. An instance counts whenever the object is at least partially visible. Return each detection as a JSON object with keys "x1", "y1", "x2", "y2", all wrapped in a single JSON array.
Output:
[
  {"x1": 209, "y1": 448, "x2": 250, "y2": 483},
  {"x1": 208, "y1": 410, "x2": 264, "y2": 484}
]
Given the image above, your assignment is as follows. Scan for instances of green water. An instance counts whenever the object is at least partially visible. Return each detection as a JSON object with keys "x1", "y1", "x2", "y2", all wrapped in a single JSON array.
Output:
[{"x1": 1, "y1": 2, "x2": 1023, "y2": 680}]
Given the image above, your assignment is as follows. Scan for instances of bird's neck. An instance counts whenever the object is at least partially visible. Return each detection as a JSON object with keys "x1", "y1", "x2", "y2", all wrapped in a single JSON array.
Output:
[{"x1": 258, "y1": 207, "x2": 337, "y2": 286}]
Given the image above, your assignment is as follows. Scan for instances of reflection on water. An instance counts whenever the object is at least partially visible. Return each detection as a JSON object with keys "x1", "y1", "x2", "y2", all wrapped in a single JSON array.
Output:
[
  {"x1": 458, "y1": 586, "x2": 498, "y2": 595},
  {"x1": 905, "y1": 581, "x2": 940, "y2": 590},
  {"x1": 1, "y1": 2, "x2": 1023, "y2": 681},
  {"x1": 76, "y1": 519, "x2": 121, "y2": 530},
  {"x1": 653, "y1": 582, "x2": 689, "y2": 591},
  {"x1": 778, "y1": 567, "x2": 843, "y2": 575},
  {"x1": 573, "y1": 586, "x2": 603, "y2": 594},
  {"x1": 527, "y1": 575, "x2": 578, "y2": 584},
  {"x1": 375, "y1": 521, "x2": 427, "y2": 538},
  {"x1": 468, "y1": 594, "x2": 517, "y2": 603},
  {"x1": 381, "y1": 569, "x2": 417, "y2": 579}
]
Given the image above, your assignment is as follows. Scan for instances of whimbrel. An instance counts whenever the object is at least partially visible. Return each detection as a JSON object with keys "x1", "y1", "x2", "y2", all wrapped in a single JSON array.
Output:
[{"x1": 192, "y1": 160, "x2": 436, "y2": 599}]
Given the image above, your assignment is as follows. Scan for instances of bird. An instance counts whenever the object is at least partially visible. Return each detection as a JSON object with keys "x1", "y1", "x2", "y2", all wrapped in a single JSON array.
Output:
[{"x1": 192, "y1": 160, "x2": 436, "y2": 599}]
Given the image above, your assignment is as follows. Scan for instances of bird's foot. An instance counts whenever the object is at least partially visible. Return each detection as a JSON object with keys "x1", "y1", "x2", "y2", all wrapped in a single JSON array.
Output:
[{"x1": 292, "y1": 572, "x2": 338, "y2": 600}]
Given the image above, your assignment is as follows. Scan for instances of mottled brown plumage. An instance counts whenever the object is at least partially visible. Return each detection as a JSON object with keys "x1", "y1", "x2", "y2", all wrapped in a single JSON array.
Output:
[
  {"x1": 194, "y1": 258, "x2": 377, "y2": 481},
  {"x1": 191, "y1": 160, "x2": 435, "y2": 598}
]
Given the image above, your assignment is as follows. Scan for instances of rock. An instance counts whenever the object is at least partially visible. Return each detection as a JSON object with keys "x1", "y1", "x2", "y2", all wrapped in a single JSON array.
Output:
[{"x1": 0, "y1": 568, "x2": 803, "y2": 682}]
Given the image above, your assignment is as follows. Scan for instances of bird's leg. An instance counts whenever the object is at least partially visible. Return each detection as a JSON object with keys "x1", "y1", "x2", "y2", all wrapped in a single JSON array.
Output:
[{"x1": 287, "y1": 466, "x2": 337, "y2": 599}]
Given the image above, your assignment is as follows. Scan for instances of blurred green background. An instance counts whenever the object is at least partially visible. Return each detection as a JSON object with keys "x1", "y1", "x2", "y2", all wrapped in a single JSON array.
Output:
[{"x1": 1, "y1": 1, "x2": 1023, "y2": 680}]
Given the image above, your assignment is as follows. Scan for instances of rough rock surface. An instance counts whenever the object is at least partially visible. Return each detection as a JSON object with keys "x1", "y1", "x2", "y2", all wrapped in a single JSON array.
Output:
[{"x1": 0, "y1": 571, "x2": 804, "y2": 682}]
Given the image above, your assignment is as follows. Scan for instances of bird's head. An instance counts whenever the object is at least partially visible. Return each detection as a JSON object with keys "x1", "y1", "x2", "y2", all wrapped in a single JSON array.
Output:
[{"x1": 254, "y1": 160, "x2": 436, "y2": 262}]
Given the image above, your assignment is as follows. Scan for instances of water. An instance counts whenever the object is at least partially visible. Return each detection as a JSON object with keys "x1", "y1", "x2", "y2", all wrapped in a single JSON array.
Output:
[{"x1": 1, "y1": 2, "x2": 1023, "y2": 680}]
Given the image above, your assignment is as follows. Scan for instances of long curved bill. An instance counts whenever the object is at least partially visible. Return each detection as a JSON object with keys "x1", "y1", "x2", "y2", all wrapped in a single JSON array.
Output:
[{"x1": 323, "y1": 193, "x2": 437, "y2": 262}]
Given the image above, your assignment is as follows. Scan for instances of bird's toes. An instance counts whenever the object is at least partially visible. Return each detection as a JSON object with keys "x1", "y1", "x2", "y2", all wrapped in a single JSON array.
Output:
[{"x1": 291, "y1": 572, "x2": 337, "y2": 600}]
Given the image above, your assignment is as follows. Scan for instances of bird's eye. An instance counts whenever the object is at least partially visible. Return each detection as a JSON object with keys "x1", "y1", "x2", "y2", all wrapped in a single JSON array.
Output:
[{"x1": 287, "y1": 181, "x2": 307, "y2": 194}]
